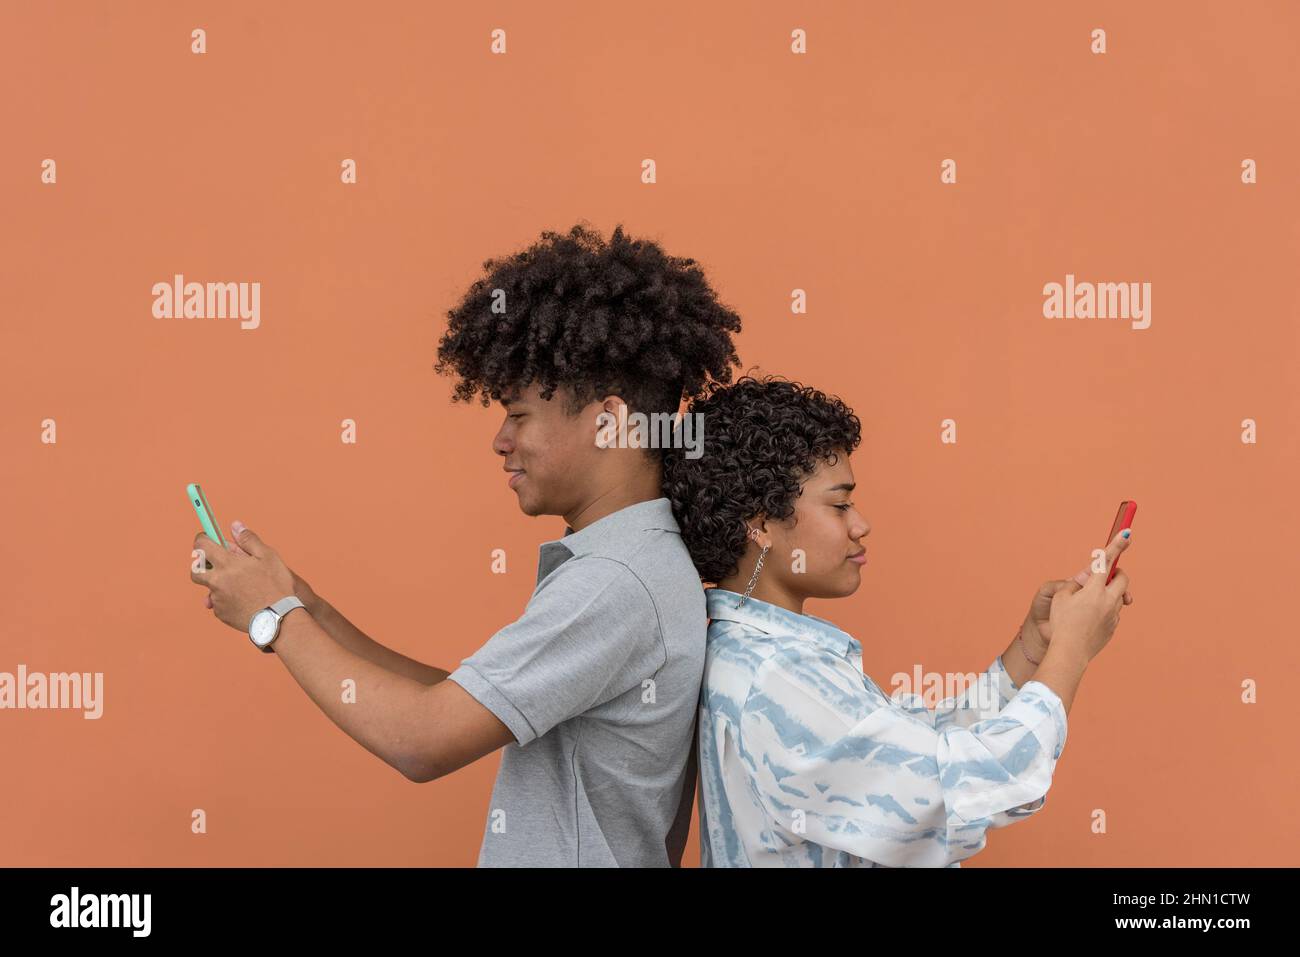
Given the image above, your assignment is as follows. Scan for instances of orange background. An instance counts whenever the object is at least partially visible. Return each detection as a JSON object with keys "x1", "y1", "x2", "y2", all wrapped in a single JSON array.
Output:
[{"x1": 2, "y1": 1, "x2": 1296, "y2": 866}]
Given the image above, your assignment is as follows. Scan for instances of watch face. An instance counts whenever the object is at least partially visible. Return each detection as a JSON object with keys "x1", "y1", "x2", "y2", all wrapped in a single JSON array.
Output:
[{"x1": 250, "y1": 609, "x2": 277, "y2": 645}]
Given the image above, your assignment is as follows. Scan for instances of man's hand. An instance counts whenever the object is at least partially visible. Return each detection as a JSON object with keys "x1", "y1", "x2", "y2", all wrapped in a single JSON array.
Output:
[
  {"x1": 190, "y1": 522, "x2": 296, "y2": 633},
  {"x1": 203, "y1": 520, "x2": 320, "y2": 614}
]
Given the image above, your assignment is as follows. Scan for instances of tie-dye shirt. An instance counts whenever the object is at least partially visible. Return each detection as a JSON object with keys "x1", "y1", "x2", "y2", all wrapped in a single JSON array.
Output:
[{"x1": 697, "y1": 587, "x2": 1069, "y2": 867}]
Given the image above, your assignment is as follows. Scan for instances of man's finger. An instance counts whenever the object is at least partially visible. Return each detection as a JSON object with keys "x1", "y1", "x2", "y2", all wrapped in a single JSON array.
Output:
[
  {"x1": 230, "y1": 520, "x2": 267, "y2": 558},
  {"x1": 192, "y1": 533, "x2": 229, "y2": 571}
]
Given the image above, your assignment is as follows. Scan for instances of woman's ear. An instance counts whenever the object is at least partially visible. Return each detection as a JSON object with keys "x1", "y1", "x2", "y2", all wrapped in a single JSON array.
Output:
[{"x1": 746, "y1": 518, "x2": 774, "y2": 550}]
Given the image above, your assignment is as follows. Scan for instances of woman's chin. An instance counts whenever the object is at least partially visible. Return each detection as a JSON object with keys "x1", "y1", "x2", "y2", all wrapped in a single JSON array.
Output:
[
  {"x1": 806, "y1": 571, "x2": 863, "y2": 600},
  {"x1": 836, "y1": 578, "x2": 864, "y2": 598}
]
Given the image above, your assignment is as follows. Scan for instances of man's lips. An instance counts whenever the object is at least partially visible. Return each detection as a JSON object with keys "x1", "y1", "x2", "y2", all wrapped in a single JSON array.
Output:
[
  {"x1": 505, "y1": 468, "x2": 525, "y2": 489},
  {"x1": 847, "y1": 549, "x2": 867, "y2": 565}
]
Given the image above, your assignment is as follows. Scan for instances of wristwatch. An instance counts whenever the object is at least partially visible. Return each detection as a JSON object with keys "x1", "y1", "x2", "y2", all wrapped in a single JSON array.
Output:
[{"x1": 248, "y1": 596, "x2": 306, "y2": 653}]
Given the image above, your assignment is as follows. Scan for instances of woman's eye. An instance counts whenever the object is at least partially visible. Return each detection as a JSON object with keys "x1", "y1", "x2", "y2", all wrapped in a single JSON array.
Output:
[{"x1": 834, "y1": 503, "x2": 852, "y2": 512}]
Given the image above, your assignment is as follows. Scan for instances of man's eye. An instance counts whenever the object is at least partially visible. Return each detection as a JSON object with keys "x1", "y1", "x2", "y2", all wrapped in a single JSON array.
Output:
[
  {"x1": 509, "y1": 413, "x2": 524, "y2": 420},
  {"x1": 834, "y1": 503, "x2": 853, "y2": 511}
]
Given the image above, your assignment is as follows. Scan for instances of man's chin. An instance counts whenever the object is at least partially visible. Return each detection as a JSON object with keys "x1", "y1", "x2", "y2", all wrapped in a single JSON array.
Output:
[{"x1": 513, "y1": 492, "x2": 547, "y2": 517}]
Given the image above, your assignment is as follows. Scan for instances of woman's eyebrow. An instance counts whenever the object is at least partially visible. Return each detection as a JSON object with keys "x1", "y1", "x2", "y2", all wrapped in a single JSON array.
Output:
[{"x1": 826, "y1": 483, "x2": 856, "y2": 493}]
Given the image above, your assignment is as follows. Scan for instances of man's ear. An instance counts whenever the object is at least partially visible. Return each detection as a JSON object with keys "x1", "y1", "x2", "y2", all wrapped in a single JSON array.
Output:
[
  {"x1": 598, "y1": 394, "x2": 628, "y2": 418},
  {"x1": 592, "y1": 394, "x2": 628, "y2": 448}
]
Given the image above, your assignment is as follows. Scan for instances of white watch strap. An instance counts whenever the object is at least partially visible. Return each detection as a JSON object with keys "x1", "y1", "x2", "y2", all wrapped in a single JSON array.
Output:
[{"x1": 270, "y1": 595, "x2": 305, "y2": 617}]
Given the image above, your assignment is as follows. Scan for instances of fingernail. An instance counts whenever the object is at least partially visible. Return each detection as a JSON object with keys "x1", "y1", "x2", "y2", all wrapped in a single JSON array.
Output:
[
  {"x1": 231, "y1": 520, "x2": 246, "y2": 536},
  {"x1": 1121, "y1": 529, "x2": 1130, "y2": 538}
]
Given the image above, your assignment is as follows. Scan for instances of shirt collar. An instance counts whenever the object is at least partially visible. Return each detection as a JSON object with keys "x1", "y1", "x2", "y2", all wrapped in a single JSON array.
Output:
[
  {"x1": 706, "y1": 587, "x2": 859, "y2": 659},
  {"x1": 534, "y1": 497, "x2": 680, "y2": 584}
]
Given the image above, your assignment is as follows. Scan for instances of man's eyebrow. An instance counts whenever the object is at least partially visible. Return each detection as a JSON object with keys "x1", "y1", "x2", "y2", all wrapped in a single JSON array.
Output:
[{"x1": 826, "y1": 483, "x2": 856, "y2": 493}]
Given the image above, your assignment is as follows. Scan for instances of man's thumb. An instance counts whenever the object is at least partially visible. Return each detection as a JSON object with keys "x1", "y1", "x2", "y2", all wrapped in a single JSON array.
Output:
[{"x1": 230, "y1": 520, "x2": 266, "y2": 557}]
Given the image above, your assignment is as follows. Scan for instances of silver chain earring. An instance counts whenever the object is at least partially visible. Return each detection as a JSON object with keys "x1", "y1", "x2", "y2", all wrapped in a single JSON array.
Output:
[{"x1": 738, "y1": 527, "x2": 769, "y2": 607}]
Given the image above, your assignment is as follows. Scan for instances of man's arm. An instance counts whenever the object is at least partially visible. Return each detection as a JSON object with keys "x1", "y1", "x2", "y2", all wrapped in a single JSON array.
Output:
[
  {"x1": 270, "y1": 608, "x2": 514, "y2": 782},
  {"x1": 306, "y1": 594, "x2": 451, "y2": 686}
]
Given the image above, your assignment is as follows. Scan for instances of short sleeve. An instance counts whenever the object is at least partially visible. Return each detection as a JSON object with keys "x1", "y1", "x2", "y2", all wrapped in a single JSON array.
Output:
[
  {"x1": 738, "y1": 646, "x2": 1068, "y2": 867},
  {"x1": 448, "y1": 556, "x2": 665, "y2": 746}
]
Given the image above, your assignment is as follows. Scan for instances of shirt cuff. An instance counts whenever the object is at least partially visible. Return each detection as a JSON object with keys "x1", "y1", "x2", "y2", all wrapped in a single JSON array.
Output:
[
  {"x1": 947, "y1": 679, "x2": 1068, "y2": 825},
  {"x1": 447, "y1": 663, "x2": 537, "y2": 747},
  {"x1": 1016, "y1": 679, "x2": 1069, "y2": 760}
]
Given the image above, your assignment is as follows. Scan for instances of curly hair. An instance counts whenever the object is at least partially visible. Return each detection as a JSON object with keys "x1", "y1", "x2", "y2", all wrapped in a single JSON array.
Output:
[
  {"x1": 434, "y1": 222, "x2": 743, "y2": 415},
  {"x1": 662, "y1": 375, "x2": 862, "y2": 583}
]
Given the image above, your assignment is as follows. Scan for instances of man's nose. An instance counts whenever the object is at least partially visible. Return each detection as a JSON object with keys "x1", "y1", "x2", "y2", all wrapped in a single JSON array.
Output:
[{"x1": 492, "y1": 426, "x2": 512, "y2": 457}]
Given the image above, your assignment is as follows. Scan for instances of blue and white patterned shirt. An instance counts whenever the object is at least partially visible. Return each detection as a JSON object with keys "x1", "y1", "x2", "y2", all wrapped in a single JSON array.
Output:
[{"x1": 697, "y1": 587, "x2": 1069, "y2": 867}]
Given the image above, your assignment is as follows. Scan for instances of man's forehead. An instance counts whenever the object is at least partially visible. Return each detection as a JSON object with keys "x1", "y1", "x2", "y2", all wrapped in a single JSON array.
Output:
[
  {"x1": 500, "y1": 382, "x2": 578, "y2": 407},
  {"x1": 499, "y1": 385, "x2": 533, "y2": 406}
]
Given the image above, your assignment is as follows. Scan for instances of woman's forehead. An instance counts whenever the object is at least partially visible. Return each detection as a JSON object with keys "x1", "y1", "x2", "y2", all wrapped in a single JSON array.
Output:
[{"x1": 806, "y1": 453, "x2": 854, "y2": 488}]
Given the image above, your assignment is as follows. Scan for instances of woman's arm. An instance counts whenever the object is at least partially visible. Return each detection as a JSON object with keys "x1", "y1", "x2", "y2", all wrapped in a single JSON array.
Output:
[{"x1": 738, "y1": 645, "x2": 1070, "y2": 866}]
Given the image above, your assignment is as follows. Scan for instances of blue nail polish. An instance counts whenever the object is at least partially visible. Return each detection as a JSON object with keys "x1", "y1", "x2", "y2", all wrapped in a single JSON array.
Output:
[{"x1": 1122, "y1": 529, "x2": 1130, "y2": 538}]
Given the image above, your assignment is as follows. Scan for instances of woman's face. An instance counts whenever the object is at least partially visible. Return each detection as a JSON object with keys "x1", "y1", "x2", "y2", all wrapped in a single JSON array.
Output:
[{"x1": 763, "y1": 453, "x2": 871, "y2": 602}]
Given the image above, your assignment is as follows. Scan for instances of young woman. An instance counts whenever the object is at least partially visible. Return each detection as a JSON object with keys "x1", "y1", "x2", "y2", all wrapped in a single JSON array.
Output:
[{"x1": 662, "y1": 375, "x2": 1133, "y2": 867}]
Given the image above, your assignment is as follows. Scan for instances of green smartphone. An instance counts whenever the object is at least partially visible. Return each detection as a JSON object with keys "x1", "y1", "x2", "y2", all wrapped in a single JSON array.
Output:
[{"x1": 186, "y1": 484, "x2": 226, "y2": 568}]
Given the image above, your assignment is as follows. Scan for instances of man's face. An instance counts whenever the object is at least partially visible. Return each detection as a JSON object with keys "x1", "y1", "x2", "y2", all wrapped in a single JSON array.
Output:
[
  {"x1": 765, "y1": 453, "x2": 871, "y2": 601},
  {"x1": 492, "y1": 383, "x2": 601, "y2": 517}
]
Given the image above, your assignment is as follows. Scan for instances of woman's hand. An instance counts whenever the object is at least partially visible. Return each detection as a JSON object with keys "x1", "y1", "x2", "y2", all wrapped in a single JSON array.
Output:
[
  {"x1": 1047, "y1": 529, "x2": 1134, "y2": 664},
  {"x1": 1018, "y1": 578, "x2": 1075, "y2": 661},
  {"x1": 1019, "y1": 538, "x2": 1133, "y2": 660}
]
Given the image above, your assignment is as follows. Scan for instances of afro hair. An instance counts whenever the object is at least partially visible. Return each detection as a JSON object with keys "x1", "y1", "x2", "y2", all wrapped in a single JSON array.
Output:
[{"x1": 434, "y1": 222, "x2": 743, "y2": 416}]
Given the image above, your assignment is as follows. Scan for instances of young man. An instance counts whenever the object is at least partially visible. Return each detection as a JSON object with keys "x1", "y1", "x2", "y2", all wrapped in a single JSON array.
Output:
[{"x1": 190, "y1": 223, "x2": 742, "y2": 866}]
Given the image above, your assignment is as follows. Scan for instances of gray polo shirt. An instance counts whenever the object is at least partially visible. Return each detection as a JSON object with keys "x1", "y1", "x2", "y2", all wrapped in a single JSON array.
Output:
[{"x1": 447, "y1": 497, "x2": 706, "y2": 867}]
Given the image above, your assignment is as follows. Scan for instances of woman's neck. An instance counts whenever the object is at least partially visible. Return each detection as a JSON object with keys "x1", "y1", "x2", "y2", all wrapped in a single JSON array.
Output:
[{"x1": 717, "y1": 563, "x2": 804, "y2": 614}]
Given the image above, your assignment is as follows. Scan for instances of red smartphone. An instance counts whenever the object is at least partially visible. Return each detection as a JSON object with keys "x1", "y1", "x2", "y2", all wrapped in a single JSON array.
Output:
[{"x1": 1103, "y1": 500, "x2": 1137, "y2": 584}]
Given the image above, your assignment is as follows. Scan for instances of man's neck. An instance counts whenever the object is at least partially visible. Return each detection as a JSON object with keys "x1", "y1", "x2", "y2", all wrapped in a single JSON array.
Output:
[{"x1": 564, "y1": 470, "x2": 663, "y2": 532}]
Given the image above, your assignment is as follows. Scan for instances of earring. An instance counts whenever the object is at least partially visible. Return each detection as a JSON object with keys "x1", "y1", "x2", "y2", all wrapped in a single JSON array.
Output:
[{"x1": 738, "y1": 528, "x2": 769, "y2": 607}]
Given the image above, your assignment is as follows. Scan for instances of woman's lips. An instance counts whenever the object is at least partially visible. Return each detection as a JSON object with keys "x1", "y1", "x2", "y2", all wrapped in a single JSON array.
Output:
[{"x1": 847, "y1": 551, "x2": 867, "y2": 565}]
